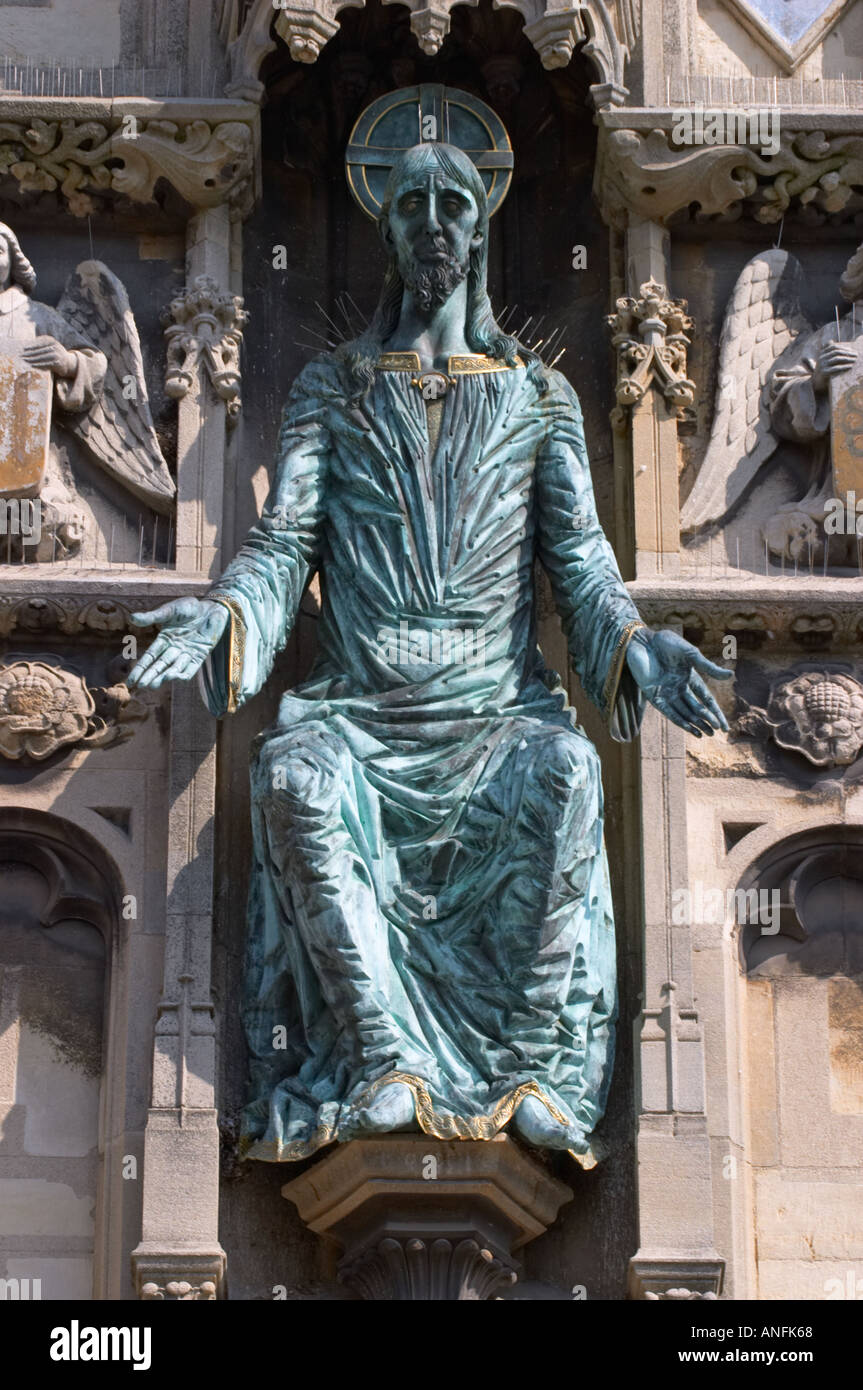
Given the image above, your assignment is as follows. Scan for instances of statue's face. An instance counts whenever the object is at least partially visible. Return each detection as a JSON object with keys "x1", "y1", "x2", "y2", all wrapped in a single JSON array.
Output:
[
  {"x1": 383, "y1": 161, "x2": 483, "y2": 306},
  {"x1": 0, "y1": 237, "x2": 10, "y2": 290}
]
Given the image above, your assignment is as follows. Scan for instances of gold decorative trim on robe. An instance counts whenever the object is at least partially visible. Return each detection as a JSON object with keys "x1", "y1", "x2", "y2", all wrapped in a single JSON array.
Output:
[
  {"x1": 243, "y1": 1071, "x2": 601, "y2": 1169},
  {"x1": 601, "y1": 619, "x2": 647, "y2": 725},
  {"x1": 209, "y1": 594, "x2": 247, "y2": 715},
  {"x1": 376, "y1": 351, "x2": 523, "y2": 373}
]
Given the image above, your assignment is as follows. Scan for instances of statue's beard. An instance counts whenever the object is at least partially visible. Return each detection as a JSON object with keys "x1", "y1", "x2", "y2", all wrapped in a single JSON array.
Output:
[{"x1": 402, "y1": 246, "x2": 467, "y2": 312}]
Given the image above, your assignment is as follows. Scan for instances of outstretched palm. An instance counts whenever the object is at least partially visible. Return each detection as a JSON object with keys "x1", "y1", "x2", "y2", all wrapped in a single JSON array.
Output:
[
  {"x1": 626, "y1": 628, "x2": 731, "y2": 737},
  {"x1": 127, "y1": 598, "x2": 228, "y2": 690}
]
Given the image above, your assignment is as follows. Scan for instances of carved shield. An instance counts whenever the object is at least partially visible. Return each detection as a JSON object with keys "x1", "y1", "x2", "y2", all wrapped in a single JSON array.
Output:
[
  {"x1": 0, "y1": 337, "x2": 52, "y2": 498},
  {"x1": 830, "y1": 341, "x2": 863, "y2": 496}
]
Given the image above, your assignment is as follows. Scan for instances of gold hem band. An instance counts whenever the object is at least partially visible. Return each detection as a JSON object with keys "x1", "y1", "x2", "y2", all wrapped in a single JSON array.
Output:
[{"x1": 242, "y1": 1071, "x2": 602, "y2": 1167}]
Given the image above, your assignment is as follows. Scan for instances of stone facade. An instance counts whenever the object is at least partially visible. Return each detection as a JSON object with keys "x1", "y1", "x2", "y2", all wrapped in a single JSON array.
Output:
[{"x1": 0, "y1": 0, "x2": 861, "y2": 1301}]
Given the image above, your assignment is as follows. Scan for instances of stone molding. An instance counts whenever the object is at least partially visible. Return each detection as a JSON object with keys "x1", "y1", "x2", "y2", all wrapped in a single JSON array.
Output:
[
  {"x1": 0, "y1": 100, "x2": 259, "y2": 216},
  {"x1": 629, "y1": 1254, "x2": 725, "y2": 1300},
  {"x1": 225, "y1": 0, "x2": 638, "y2": 107},
  {"x1": 163, "y1": 275, "x2": 248, "y2": 421},
  {"x1": 607, "y1": 277, "x2": 695, "y2": 429},
  {"x1": 630, "y1": 580, "x2": 863, "y2": 654},
  {"x1": 595, "y1": 112, "x2": 863, "y2": 228},
  {"x1": 0, "y1": 581, "x2": 210, "y2": 643},
  {"x1": 133, "y1": 1246, "x2": 226, "y2": 1301}
]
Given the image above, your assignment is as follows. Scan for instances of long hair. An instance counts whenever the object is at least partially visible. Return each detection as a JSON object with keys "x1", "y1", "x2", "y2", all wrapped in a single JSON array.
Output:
[
  {"x1": 0, "y1": 223, "x2": 36, "y2": 294},
  {"x1": 337, "y1": 143, "x2": 547, "y2": 402}
]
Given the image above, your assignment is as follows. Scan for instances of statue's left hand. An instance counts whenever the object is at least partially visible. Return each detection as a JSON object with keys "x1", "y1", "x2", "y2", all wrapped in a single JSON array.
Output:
[
  {"x1": 22, "y1": 336, "x2": 76, "y2": 378},
  {"x1": 626, "y1": 628, "x2": 732, "y2": 737}
]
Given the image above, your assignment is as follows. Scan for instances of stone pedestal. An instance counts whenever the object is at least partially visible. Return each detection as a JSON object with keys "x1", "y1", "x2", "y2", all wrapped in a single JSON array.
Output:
[{"x1": 281, "y1": 1135, "x2": 572, "y2": 1300}]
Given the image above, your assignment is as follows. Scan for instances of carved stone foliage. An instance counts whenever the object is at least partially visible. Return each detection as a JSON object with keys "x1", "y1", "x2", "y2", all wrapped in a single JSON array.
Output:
[
  {"x1": 597, "y1": 123, "x2": 863, "y2": 229},
  {"x1": 226, "y1": 0, "x2": 638, "y2": 107},
  {"x1": 631, "y1": 588, "x2": 863, "y2": 655},
  {"x1": 607, "y1": 278, "x2": 695, "y2": 427},
  {"x1": 0, "y1": 109, "x2": 256, "y2": 216},
  {"x1": 339, "y1": 1236, "x2": 518, "y2": 1301},
  {"x1": 737, "y1": 670, "x2": 863, "y2": 767},
  {"x1": 629, "y1": 1256, "x2": 725, "y2": 1300},
  {"x1": 644, "y1": 1288, "x2": 719, "y2": 1301},
  {"x1": 0, "y1": 656, "x2": 146, "y2": 760},
  {"x1": 162, "y1": 276, "x2": 248, "y2": 421},
  {"x1": 0, "y1": 591, "x2": 202, "y2": 643},
  {"x1": 134, "y1": 1246, "x2": 226, "y2": 1301},
  {"x1": 0, "y1": 594, "x2": 134, "y2": 641},
  {"x1": 140, "y1": 1280, "x2": 218, "y2": 1301}
]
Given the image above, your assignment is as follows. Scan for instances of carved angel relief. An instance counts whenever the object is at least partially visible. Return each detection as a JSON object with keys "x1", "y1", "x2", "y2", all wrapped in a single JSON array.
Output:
[
  {"x1": 681, "y1": 245, "x2": 863, "y2": 567},
  {"x1": 0, "y1": 222, "x2": 174, "y2": 564}
]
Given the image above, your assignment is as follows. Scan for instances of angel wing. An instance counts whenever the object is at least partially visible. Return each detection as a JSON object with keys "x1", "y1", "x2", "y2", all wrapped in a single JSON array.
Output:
[
  {"x1": 680, "y1": 249, "x2": 812, "y2": 534},
  {"x1": 56, "y1": 261, "x2": 176, "y2": 516}
]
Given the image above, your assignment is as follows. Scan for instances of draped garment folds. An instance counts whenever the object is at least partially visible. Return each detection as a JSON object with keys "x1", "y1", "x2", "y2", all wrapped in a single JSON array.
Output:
[{"x1": 201, "y1": 351, "x2": 647, "y2": 1163}]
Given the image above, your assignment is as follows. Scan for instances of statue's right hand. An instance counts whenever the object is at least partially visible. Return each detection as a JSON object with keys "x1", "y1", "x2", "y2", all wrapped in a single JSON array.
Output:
[{"x1": 127, "y1": 598, "x2": 229, "y2": 689}]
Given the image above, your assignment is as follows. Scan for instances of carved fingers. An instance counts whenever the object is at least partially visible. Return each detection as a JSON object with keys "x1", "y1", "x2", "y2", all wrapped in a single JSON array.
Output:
[
  {"x1": 127, "y1": 599, "x2": 228, "y2": 689},
  {"x1": 22, "y1": 337, "x2": 76, "y2": 378}
]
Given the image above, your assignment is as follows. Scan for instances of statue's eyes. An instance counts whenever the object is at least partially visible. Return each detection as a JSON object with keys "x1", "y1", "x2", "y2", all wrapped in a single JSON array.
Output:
[
  {"x1": 442, "y1": 200, "x2": 462, "y2": 217},
  {"x1": 401, "y1": 198, "x2": 421, "y2": 215}
]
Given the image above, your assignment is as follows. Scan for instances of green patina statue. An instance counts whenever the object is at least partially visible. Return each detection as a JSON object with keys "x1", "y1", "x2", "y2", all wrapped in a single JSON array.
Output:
[{"x1": 128, "y1": 131, "x2": 729, "y2": 1165}]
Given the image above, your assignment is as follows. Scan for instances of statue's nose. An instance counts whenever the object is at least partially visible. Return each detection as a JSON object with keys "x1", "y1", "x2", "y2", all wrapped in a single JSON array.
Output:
[{"x1": 423, "y1": 193, "x2": 442, "y2": 233}]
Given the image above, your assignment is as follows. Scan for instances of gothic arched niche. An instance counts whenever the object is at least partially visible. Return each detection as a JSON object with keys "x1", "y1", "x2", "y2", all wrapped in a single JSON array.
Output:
[
  {"x1": 738, "y1": 826, "x2": 863, "y2": 980},
  {"x1": 0, "y1": 810, "x2": 120, "y2": 1300},
  {"x1": 220, "y1": 0, "x2": 634, "y2": 1301}
]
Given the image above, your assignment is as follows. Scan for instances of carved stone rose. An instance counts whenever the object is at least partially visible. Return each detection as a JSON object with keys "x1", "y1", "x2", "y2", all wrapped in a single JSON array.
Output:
[
  {"x1": 738, "y1": 670, "x2": 863, "y2": 767},
  {"x1": 0, "y1": 658, "x2": 147, "y2": 760}
]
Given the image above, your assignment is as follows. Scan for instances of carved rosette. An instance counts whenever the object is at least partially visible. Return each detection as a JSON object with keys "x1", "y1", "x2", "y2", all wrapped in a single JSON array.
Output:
[
  {"x1": 737, "y1": 670, "x2": 863, "y2": 767},
  {"x1": 0, "y1": 110, "x2": 256, "y2": 217},
  {"x1": 162, "y1": 276, "x2": 248, "y2": 421},
  {"x1": 607, "y1": 278, "x2": 695, "y2": 429},
  {"x1": 0, "y1": 658, "x2": 146, "y2": 760}
]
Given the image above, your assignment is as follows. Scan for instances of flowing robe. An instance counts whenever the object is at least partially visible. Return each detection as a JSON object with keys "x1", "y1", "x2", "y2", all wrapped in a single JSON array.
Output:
[{"x1": 201, "y1": 351, "x2": 646, "y2": 1162}]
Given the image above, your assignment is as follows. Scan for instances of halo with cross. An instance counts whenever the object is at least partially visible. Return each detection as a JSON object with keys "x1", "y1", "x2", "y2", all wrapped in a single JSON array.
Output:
[{"x1": 345, "y1": 84, "x2": 514, "y2": 222}]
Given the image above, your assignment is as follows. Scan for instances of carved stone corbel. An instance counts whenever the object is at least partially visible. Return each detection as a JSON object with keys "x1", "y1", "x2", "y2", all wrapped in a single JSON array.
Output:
[
  {"x1": 607, "y1": 278, "x2": 695, "y2": 431},
  {"x1": 282, "y1": 1135, "x2": 572, "y2": 1302},
  {"x1": 162, "y1": 276, "x2": 248, "y2": 422}
]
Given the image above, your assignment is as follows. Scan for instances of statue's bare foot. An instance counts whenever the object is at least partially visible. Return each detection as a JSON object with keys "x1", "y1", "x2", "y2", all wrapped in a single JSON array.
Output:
[
  {"x1": 511, "y1": 1095, "x2": 579, "y2": 1150},
  {"x1": 351, "y1": 1081, "x2": 416, "y2": 1134}
]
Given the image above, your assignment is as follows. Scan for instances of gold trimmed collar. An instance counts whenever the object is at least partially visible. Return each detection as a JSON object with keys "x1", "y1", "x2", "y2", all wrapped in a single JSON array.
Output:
[{"x1": 377, "y1": 351, "x2": 522, "y2": 374}]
